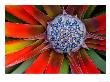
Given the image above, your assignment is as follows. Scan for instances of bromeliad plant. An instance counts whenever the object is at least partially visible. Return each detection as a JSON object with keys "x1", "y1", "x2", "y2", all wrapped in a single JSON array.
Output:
[{"x1": 5, "y1": 5, "x2": 106, "y2": 74}]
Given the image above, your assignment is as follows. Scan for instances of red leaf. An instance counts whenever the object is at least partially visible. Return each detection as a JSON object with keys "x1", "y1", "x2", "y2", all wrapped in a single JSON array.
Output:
[
  {"x1": 45, "y1": 51, "x2": 64, "y2": 74},
  {"x1": 6, "y1": 40, "x2": 35, "y2": 54},
  {"x1": 68, "y1": 53, "x2": 83, "y2": 74},
  {"x1": 71, "y1": 53, "x2": 89, "y2": 73},
  {"x1": 85, "y1": 38, "x2": 106, "y2": 46},
  {"x1": 66, "y1": 5, "x2": 88, "y2": 18},
  {"x1": 25, "y1": 50, "x2": 50, "y2": 74},
  {"x1": 5, "y1": 22, "x2": 45, "y2": 38},
  {"x1": 95, "y1": 30, "x2": 106, "y2": 35},
  {"x1": 80, "y1": 49, "x2": 100, "y2": 74},
  {"x1": 5, "y1": 40, "x2": 47, "y2": 68},
  {"x1": 84, "y1": 14, "x2": 106, "y2": 32},
  {"x1": 21, "y1": 5, "x2": 51, "y2": 27},
  {"x1": 5, "y1": 5, "x2": 38, "y2": 24},
  {"x1": 86, "y1": 43, "x2": 106, "y2": 51}
]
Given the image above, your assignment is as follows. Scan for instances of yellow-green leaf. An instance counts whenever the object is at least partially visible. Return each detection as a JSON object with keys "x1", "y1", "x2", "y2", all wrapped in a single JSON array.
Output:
[
  {"x1": 5, "y1": 40, "x2": 35, "y2": 54},
  {"x1": 59, "y1": 57, "x2": 69, "y2": 74}
]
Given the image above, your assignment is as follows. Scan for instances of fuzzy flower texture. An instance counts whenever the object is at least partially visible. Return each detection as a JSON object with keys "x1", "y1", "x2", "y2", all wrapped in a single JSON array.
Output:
[{"x1": 5, "y1": 5, "x2": 106, "y2": 74}]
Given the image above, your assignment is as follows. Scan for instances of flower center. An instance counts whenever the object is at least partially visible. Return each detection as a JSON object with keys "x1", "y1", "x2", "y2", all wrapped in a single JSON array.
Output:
[{"x1": 47, "y1": 12, "x2": 86, "y2": 54}]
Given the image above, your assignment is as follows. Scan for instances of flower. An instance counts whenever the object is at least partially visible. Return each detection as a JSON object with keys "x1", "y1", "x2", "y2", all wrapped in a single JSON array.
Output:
[{"x1": 5, "y1": 5, "x2": 106, "y2": 74}]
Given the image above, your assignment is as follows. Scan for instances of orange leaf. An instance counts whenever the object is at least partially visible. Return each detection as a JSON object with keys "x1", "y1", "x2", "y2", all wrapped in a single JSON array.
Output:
[
  {"x1": 5, "y1": 40, "x2": 44, "y2": 68},
  {"x1": 5, "y1": 5, "x2": 38, "y2": 24},
  {"x1": 21, "y1": 5, "x2": 51, "y2": 27},
  {"x1": 45, "y1": 51, "x2": 64, "y2": 74},
  {"x1": 5, "y1": 22, "x2": 45, "y2": 38},
  {"x1": 25, "y1": 50, "x2": 51, "y2": 74}
]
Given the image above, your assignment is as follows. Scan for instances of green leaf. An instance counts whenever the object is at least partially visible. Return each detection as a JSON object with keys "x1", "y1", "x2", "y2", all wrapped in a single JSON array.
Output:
[
  {"x1": 83, "y1": 5, "x2": 96, "y2": 19},
  {"x1": 5, "y1": 37, "x2": 18, "y2": 42},
  {"x1": 85, "y1": 49, "x2": 106, "y2": 73},
  {"x1": 6, "y1": 40, "x2": 35, "y2": 54},
  {"x1": 5, "y1": 11, "x2": 26, "y2": 23},
  {"x1": 11, "y1": 56, "x2": 37, "y2": 74},
  {"x1": 91, "y1": 5, "x2": 106, "y2": 17},
  {"x1": 35, "y1": 5, "x2": 46, "y2": 13},
  {"x1": 59, "y1": 57, "x2": 69, "y2": 74},
  {"x1": 95, "y1": 49, "x2": 106, "y2": 56},
  {"x1": 5, "y1": 63, "x2": 21, "y2": 74}
]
